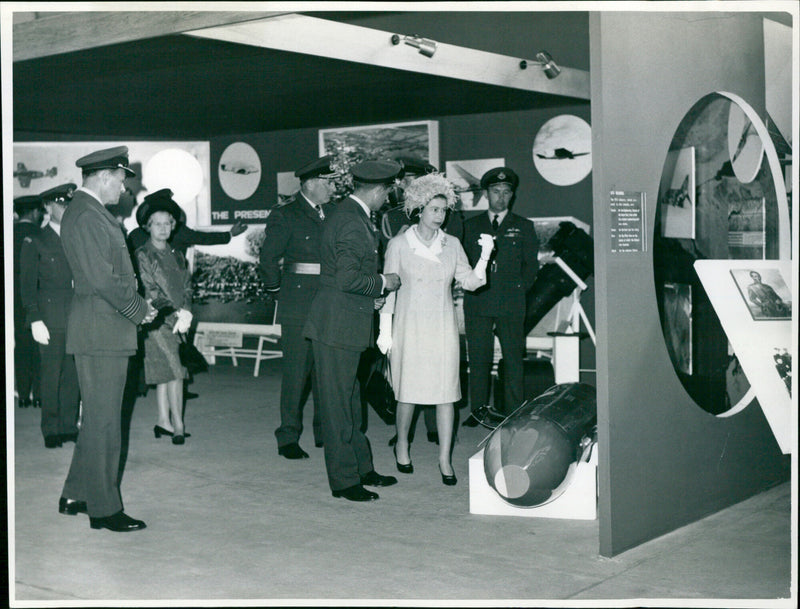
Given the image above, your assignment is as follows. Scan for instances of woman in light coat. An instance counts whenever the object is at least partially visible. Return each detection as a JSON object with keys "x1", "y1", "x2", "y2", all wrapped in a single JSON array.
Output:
[{"x1": 377, "y1": 173, "x2": 494, "y2": 485}]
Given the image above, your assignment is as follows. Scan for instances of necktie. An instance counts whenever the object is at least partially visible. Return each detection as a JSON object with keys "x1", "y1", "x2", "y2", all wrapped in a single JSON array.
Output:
[{"x1": 491, "y1": 214, "x2": 499, "y2": 233}]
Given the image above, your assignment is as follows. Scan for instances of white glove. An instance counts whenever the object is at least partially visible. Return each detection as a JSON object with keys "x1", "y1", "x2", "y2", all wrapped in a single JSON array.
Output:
[
  {"x1": 31, "y1": 320, "x2": 50, "y2": 345},
  {"x1": 376, "y1": 313, "x2": 393, "y2": 355},
  {"x1": 172, "y1": 308, "x2": 193, "y2": 334},
  {"x1": 478, "y1": 233, "x2": 495, "y2": 259}
]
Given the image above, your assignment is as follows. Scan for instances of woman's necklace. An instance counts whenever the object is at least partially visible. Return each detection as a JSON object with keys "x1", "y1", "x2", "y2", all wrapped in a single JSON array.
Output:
[{"x1": 414, "y1": 225, "x2": 436, "y2": 246}]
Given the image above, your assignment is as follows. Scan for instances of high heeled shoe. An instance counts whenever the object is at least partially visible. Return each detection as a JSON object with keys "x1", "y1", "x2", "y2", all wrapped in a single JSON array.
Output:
[
  {"x1": 154, "y1": 425, "x2": 190, "y2": 439},
  {"x1": 393, "y1": 447, "x2": 413, "y2": 474},
  {"x1": 439, "y1": 465, "x2": 457, "y2": 486},
  {"x1": 154, "y1": 425, "x2": 173, "y2": 438}
]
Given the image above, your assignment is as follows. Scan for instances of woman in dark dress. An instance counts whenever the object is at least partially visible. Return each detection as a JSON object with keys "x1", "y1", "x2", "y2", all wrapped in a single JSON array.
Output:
[{"x1": 135, "y1": 191, "x2": 194, "y2": 445}]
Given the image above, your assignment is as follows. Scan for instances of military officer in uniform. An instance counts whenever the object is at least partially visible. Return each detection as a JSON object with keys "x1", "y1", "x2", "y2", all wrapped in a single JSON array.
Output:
[
  {"x1": 258, "y1": 156, "x2": 339, "y2": 459},
  {"x1": 304, "y1": 160, "x2": 402, "y2": 502},
  {"x1": 58, "y1": 146, "x2": 157, "y2": 532},
  {"x1": 462, "y1": 167, "x2": 539, "y2": 428},
  {"x1": 19, "y1": 183, "x2": 81, "y2": 448},
  {"x1": 13, "y1": 194, "x2": 44, "y2": 409}
]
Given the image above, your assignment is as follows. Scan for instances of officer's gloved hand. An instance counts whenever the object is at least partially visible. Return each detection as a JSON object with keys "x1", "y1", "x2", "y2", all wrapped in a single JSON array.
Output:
[{"x1": 31, "y1": 320, "x2": 50, "y2": 345}]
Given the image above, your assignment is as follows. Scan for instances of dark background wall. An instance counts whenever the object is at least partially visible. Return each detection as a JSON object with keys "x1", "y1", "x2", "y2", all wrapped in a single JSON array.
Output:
[{"x1": 590, "y1": 11, "x2": 790, "y2": 557}]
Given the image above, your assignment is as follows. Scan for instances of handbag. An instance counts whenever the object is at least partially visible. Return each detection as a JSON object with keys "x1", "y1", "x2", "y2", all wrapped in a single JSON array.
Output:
[
  {"x1": 178, "y1": 335, "x2": 208, "y2": 375},
  {"x1": 362, "y1": 351, "x2": 397, "y2": 425}
]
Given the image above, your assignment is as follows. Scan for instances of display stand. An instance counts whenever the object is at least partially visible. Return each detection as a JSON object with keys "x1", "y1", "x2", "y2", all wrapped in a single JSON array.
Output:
[{"x1": 468, "y1": 446, "x2": 598, "y2": 520}]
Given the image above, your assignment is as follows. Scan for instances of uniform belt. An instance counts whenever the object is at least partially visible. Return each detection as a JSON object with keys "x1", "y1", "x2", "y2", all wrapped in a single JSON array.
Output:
[{"x1": 286, "y1": 262, "x2": 321, "y2": 275}]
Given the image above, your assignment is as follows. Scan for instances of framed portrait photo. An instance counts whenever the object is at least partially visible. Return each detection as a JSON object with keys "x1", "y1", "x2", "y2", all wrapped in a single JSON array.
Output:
[{"x1": 730, "y1": 267, "x2": 792, "y2": 321}]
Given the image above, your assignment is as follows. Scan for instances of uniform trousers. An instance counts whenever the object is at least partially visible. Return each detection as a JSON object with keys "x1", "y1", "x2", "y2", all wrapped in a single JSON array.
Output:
[
  {"x1": 311, "y1": 341, "x2": 374, "y2": 491},
  {"x1": 38, "y1": 331, "x2": 80, "y2": 438},
  {"x1": 465, "y1": 313, "x2": 525, "y2": 416},
  {"x1": 275, "y1": 323, "x2": 322, "y2": 447},
  {"x1": 14, "y1": 321, "x2": 41, "y2": 402},
  {"x1": 62, "y1": 354, "x2": 128, "y2": 518}
]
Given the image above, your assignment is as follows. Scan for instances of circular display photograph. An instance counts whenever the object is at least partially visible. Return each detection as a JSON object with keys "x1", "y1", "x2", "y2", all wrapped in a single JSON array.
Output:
[
  {"x1": 532, "y1": 115, "x2": 592, "y2": 186},
  {"x1": 218, "y1": 142, "x2": 261, "y2": 200},
  {"x1": 727, "y1": 102, "x2": 764, "y2": 183},
  {"x1": 144, "y1": 148, "x2": 204, "y2": 206}
]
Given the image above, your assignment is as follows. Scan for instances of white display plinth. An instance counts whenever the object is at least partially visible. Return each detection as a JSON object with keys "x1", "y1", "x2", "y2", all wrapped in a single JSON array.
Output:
[{"x1": 468, "y1": 447, "x2": 597, "y2": 520}]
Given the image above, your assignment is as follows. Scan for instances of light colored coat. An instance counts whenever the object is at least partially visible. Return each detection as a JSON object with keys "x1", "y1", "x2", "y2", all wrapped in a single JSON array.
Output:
[{"x1": 383, "y1": 227, "x2": 485, "y2": 404}]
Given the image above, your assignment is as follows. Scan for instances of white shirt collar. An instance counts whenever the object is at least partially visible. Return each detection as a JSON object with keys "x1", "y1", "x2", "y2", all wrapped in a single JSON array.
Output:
[
  {"x1": 48, "y1": 221, "x2": 61, "y2": 236},
  {"x1": 349, "y1": 194, "x2": 372, "y2": 218},
  {"x1": 77, "y1": 186, "x2": 103, "y2": 204},
  {"x1": 489, "y1": 209, "x2": 509, "y2": 225}
]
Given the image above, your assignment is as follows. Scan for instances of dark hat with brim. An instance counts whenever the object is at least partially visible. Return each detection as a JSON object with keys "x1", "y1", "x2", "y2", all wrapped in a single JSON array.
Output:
[
  {"x1": 14, "y1": 194, "x2": 43, "y2": 215},
  {"x1": 480, "y1": 166, "x2": 519, "y2": 191},
  {"x1": 395, "y1": 156, "x2": 437, "y2": 177},
  {"x1": 40, "y1": 183, "x2": 77, "y2": 205},
  {"x1": 137, "y1": 188, "x2": 182, "y2": 226},
  {"x1": 351, "y1": 160, "x2": 402, "y2": 185},
  {"x1": 76, "y1": 145, "x2": 136, "y2": 176},
  {"x1": 295, "y1": 155, "x2": 341, "y2": 181}
]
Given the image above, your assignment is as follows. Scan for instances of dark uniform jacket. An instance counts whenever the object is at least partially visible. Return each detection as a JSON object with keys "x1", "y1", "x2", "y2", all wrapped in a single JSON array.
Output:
[
  {"x1": 258, "y1": 193, "x2": 332, "y2": 326},
  {"x1": 304, "y1": 197, "x2": 384, "y2": 351},
  {"x1": 462, "y1": 211, "x2": 539, "y2": 318},
  {"x1": 19, "y1": 224, "x2": 74, "y2": 331},
  {"x1": 14, "y1": 220, "x2": 41, "y2": 325},
  {"x1": 61, "y1": 189, "x2": 149, "y2": 355}
]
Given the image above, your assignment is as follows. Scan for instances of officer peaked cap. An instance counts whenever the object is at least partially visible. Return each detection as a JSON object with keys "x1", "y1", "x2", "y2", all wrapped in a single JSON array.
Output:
[
  {"x1": 480, "y1": 166, "x2": 519, "y2": 191},
  {"x1": 351, "y1": 160, "x2": 402, "y2": 185},
  {"x1": 40, "y1": 183, "x2": 77, "y2": 205},
  {"x1": 395, "y1": 156, "x2": 437, "y2": 178},
  {"x1": 13, "y1": 194, "x2": 42, "y2": 215},
  {"x1": 75, "y1": 145, "x2": 136, "y2": 176},
  {"x1": 295, "y1": 155, "x2": 341, "y2": 181}
]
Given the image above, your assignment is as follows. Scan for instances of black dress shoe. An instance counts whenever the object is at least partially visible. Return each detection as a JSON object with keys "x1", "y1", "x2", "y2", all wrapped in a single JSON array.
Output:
[
  {"x1": 60, "y1": 432, "x2": 79, "y2": 444},
  {"x1": 462, "y1": 406, "x2": 489, "y2": 427},
  {"x1": 89, "y1": 511, "x2": 146, "y2": 532},
  {"x1": 44, "y1": 435, "x2": 62, "y2": 448},
  {"x1": 360, "y1": 470, "x2": 398, "y2": 487},
  {"x1": 185, "y1": 391, "x2": 199, "y2": 400},
  {"x1": 315, "y1": 440, "x2": 324, "y2": 448},
  {"x1": 439, "y1": 465, "x2": 457, "y2": 486},
  {"x1": 33, "y1": 398, "x2": 42, "y2": 408},
  {"x1": 427, "y1": 431, "x2": 440, "y2": 444},
  {"x1": 172, "y1": 435, "x2": 185, "y2": 445},
  {"x1": 18, "y1": 397, "x2": 31, "y2": 408},
  {"x1": 278, "y1": 442, "x2": 309, "y2": 459},
  {"x1": 332, "y1": 485, "x2": 379, "y2": 502},
  {"x1": 58, "y1": 497, "x2": 88, "y2": 515}
]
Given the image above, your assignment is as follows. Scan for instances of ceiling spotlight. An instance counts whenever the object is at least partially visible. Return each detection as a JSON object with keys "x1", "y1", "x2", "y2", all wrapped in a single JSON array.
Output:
[
  {"x1": 519, "y1": 50, "x2": 561, "y2": 79},
  {"x1": 391, "y1": 33, "x2": 438, "y2": 58}
]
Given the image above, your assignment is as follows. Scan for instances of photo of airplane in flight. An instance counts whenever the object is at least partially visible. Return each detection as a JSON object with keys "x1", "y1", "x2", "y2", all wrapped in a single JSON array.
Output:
[
  {"x1": 220, "y1": 163, "x2": 260, "y2": 175},
  {"x1": 14, "y1": 162, "x2": 57, "y2": 188},
  {"x1": 535, "y1": 147, "x2": 590, "y2": 160}
]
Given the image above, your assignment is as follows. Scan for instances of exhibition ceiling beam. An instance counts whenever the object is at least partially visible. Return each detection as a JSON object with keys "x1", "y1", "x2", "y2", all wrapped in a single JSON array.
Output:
[
  {"x1": 12, "y1": 10, "x2": 288, "y2": 62},
  {"x1": 185, "y1": 13, "x2": 591, "y2": 100}
]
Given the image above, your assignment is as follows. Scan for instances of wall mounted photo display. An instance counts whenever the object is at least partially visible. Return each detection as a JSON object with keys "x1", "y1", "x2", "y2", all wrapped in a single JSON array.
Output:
[
  {"x1": 730, "y1": 267, "x2": 792, "y2": 321},
  {"x1": 318, "y1": 119, "x2": 439, "y2": 172},
  {"x1": 218, "y1": 142, "x2": 262, "y2": 201},
  {"x1": 727, "y1": 101, "x2": 764, "y2": 183},
  {"x1": 658, "y1": 146, "x2": 696, "y2": 239},
  {"x1": 694, "y1": 259, "x2": 792, "y2": 453},
  {"x1": 727, "y1": 196, "x2": 765, "y2": 259},
  {"x1": 445, "y1": 158, "x2": 504, "y2": 211},
  {"x1": 663, "y1": 282, "x2": 692, "y2": 375},
  {"x1": 532, "y1": 114, "x2": 592, "y2": 186}
]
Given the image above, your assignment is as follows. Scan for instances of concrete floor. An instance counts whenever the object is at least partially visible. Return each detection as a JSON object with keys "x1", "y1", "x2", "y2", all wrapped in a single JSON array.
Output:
[{"x1": 10, "y1": 358, "x2": 796, "y2": 606}]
